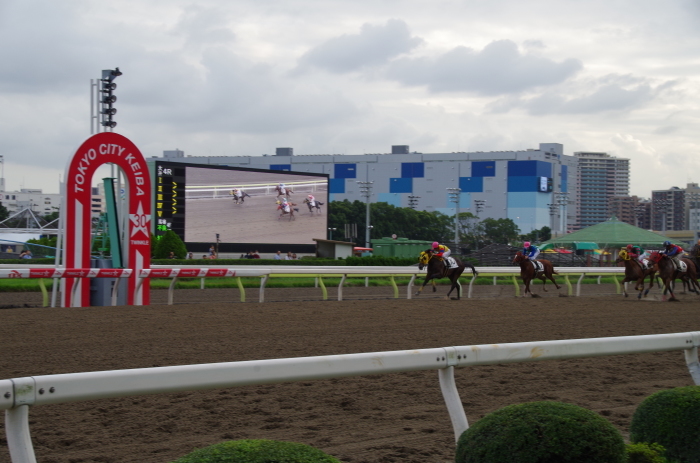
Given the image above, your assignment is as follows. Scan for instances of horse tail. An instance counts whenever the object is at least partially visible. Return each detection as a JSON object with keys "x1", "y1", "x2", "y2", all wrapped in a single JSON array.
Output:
[{"x1": 468, "y1": 264, "x2": 478, "y2": 276}]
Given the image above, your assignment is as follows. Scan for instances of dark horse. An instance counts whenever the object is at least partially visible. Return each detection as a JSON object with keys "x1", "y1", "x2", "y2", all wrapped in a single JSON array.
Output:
[
  {"x1": 512, "y1": 251, "x2": 560, "y2": 297},
  {"x1": 230, "y1": 189, "x2": 251, "y2": 204},
  {"x1": 303, "y1": 198, "x2": 324, "y2": 213},
  {"x1": 415, "y1": 249, "x2": 478, "y2": 300},
  {"x1": 617, "y1": 249, "x2": 656, "y2": 298},
  {"x1": 647, "y1": 251, "x2": 700, "y2": 301}
]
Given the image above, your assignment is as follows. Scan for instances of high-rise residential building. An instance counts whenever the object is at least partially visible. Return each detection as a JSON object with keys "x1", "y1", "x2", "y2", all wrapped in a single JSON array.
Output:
[
  {"x1": 574, "y1": 152, "x2": 630, "y2": 229},
  {"x1": 684, "y1": 183, "x2": 700, "y2": 231},
  {"x1": 651, "y1": 187, "x2": 686, "y2": 232}
]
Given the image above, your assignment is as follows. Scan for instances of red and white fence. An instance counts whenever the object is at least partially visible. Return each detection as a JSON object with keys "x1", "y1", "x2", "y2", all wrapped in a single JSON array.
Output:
[{"x1": 0, "y1": 268, "x2": 133, "y2": 307}]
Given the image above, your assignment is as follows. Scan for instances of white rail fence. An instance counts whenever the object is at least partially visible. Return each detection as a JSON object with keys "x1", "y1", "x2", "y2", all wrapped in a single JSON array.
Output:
[
  {"x1": 0, "y1": 265, "x2": 631, "y2": 306},
  {"x1": 2, "y1": 331, "x2": 699, "y2": 463}
]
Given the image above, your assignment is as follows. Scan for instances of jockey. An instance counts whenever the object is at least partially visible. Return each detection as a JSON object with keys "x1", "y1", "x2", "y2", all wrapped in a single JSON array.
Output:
[
  {"x1": 281, "y1": 197, "x2": 290, "y2": 212},
  {"x1": 307, "y1": 194, "x2": 316, "y2": 207},
  {"x1": 432, "y1": 241, "x2": 457, "y2": 269},
  {"x1": 661, "y1": 241, "x2": 684, "y2": 270},
  {"x1": 522, "y1": 241, "x2": 540, "y2": 261},
  {"x1": 626, "y1": 244, "x2": 648, "y2": 268},
  {"x1": 432, "y1": 241, "x2": 451, "y2": 259}
]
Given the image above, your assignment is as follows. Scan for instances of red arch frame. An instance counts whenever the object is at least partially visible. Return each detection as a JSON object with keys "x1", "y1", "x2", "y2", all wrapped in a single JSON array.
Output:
[{"x1": 63, "y1": 132, "x2": 151, "y2": 306}]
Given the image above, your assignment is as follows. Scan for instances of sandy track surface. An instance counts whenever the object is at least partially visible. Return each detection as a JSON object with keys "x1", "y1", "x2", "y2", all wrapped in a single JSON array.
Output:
[{"x1": 0, "y1": 287, "x2": 698, "y2": 463}]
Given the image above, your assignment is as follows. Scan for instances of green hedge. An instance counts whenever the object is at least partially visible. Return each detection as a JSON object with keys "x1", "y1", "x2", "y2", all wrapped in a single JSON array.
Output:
[
  {"x1": 630, "y1": 386, "x2": 700, "y2": 463},
  {"x1": 171, "y1": 439, "x2": 341, "y2": 463},
  {"x1": 455, "y1": 401, "x2": 625, "y2": 463}
]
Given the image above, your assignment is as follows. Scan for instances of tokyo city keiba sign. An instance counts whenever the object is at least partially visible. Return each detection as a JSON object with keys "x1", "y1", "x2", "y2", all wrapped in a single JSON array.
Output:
[{"x1": 63, "y1": 132, "x2": 151, "y2": 306}]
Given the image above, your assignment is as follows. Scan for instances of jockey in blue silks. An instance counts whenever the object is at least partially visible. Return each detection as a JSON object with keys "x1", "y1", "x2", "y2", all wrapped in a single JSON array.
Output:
[
  {"x1": 522, "y1": 241, "x2": 540, "y2": 261},
  {"x1": 661, "y1": 240, "x2": 684, "y2": 270}
]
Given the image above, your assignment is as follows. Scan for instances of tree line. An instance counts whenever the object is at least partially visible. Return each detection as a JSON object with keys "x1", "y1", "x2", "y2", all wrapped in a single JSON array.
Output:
[{"x1": 328, "y1": 200, "x2": 551, "y2": 250}]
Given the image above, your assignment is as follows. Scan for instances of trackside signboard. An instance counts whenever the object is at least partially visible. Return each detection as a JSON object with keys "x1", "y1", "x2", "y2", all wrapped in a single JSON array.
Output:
[{"x1": 63, "y1": 132, "x2": 151, "y2": 306}]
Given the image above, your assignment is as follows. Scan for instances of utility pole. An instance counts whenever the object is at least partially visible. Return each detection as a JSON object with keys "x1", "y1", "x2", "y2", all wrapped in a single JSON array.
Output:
[
  {"x1": 447, "y1": 188, "x2": 461, "y2": 248},
  {"x1": 474, "y1": 199, "x2": 485, "y2": 250},
  {"x1": 357, "y1": 181, "x2": 373, "y2": 248}
]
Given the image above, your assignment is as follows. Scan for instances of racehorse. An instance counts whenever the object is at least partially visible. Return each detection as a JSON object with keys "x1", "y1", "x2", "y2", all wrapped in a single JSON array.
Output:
[
  {"x1": 303, "y1": 198, "x2": 324, "y2": 214},
  {"x1": 276, "y1": 201, "x2": 298, "y2": 221},
  {"x1": 230, "y1": 189, "x2": 251, "y2": 204},
  {"x1": 275, "y1": 185, "x2": 293, "y2": 199},
  {"x1": 617, "y1": 249, "x2": 656, "y2": 298},
  {"x1": 415, "y1": 249, "x2": 478, "y2": 300},
  {"x1": 512, "y1": 251, "x2": 560, "y2": 297},
  {"x1": 647, "y1": 251, "x2": 700, "y2": 301}
]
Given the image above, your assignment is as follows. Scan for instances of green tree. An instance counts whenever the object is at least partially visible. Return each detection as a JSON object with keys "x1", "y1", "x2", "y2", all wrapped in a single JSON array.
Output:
[
  {"x1": 522, "y1": 226, "x2": 551, "y2": 243},
  {"x1": 481, "y1": 218, "x2": 521, "y2": 245},
  {"x1": 0, "y1": 201, "x2": 8, "y2": 222},
  {"x1": 328, "y1": 200, "x2": 454, "y2": 246},
  {"x1": 153, "y1": 230, "x2": 187, "y2": 259}
]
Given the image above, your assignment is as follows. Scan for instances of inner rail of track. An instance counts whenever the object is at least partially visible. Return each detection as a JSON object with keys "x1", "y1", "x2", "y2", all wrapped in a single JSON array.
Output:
[{"x1": 2, "y1": 331, "x2": 699, "y2": 462}]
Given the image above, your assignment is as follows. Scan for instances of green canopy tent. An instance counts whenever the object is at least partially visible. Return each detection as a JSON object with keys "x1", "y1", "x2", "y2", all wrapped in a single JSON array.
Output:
[{"x1": 540, "y1": 217, "x2": 680, "y2": 250}]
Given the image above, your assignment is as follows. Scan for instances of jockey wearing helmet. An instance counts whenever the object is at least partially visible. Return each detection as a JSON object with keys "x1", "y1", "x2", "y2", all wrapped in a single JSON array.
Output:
[
  {"x1": 661, "y1": 240, "x2": 684, "y2": 269},
  {"x1": 625, "y1": 244, "x2": 646, "y2": 262},
  {"x1": 307, "y1": 194, "x2": 315, "y2": 207},
  {"x1": 522, "y1": 241, "x2": 540, "y2": 261},
  {"x1": 281, "y1": 197, "x2": 290, "y2": 212},
  {"x1": 432, "y1": 241, "x2": 451, "y2": 259}
]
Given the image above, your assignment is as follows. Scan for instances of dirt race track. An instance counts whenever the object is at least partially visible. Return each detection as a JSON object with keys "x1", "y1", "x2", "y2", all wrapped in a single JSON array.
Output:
[{"x1": 0, "y1": 287, "x2": 699, "y2": 463}]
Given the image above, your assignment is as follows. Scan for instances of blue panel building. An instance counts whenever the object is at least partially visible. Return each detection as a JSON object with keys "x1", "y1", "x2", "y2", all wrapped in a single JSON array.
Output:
[{"x1": 151, "y1": 143, "x2": 579, "y2": 237}]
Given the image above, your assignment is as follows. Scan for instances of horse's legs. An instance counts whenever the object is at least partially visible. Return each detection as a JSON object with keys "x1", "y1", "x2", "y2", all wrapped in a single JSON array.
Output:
[
  {"x1": 621, "y1": 278, "x2": 630, "y2": 297},
  {"x1": 415, "y1": 277, "x2": 432, "y2": 296}
]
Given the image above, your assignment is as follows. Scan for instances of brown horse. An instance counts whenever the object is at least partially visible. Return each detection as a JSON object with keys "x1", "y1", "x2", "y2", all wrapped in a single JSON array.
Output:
[
  {"x1": 512, "y1": 251, "x2": 560, "y2": 297},
  {"x1": 275, "y1": 185, "x2": 293, "y2": 199},
  {"x1": 647, "y1": 251, "x2": 700, "y2": 301},
  {"x1": 617, "y1": 249, "x2": 656, "y2": 298},
  {"x1": 276, "y1": 201, "x2": 298, "y2": 221},
  {"x1": 415, "y1": 249, "x2": 478, "y2": 300}
]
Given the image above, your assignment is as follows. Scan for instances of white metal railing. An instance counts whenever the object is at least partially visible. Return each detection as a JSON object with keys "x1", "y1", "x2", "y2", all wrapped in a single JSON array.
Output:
[
  {"x1": 185, "y1": 181, "x2": 328, "y2": 200},
  {"x1": 0, "y1": 265, "x2": 630, "y2": 305},
  {"x1": 144, "y1": 265, "x2": 628, "y2": 303},
  {"x1": 3, "y1": 331, "x2": 699, "y2": 463}
]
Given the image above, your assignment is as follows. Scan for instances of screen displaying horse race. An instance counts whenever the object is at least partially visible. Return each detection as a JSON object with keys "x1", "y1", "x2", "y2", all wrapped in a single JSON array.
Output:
[{"x1": 153, "y1": 161, "x2": 329, "y2": 254}]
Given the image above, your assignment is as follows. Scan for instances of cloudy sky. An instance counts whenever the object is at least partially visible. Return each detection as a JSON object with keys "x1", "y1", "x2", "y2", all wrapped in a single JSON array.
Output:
[{"x1": 1, "y1": 0, "x2": 699, "y2": 197}]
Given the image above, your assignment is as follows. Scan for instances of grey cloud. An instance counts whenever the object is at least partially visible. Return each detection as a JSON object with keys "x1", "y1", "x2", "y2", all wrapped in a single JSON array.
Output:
[
  {"x1": 297, "y1": 19, "x2": 423, "y2": 73},
  {"x1": 385, "y1": 40, "x2": 582, "y2": 95},
  {"x1": 522, "y1": 82, "x2": 658, "y2": 115},
  {"x1": 126, "y1": 47, "x2": 363, "y2": 134}
]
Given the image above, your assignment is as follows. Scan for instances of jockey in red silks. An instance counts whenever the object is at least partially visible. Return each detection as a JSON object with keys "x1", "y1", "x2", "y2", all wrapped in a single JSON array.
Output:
[
  {"x1": 432, "y1": 241, "x2": 450, "y2": 259},
  {"x1": 432, "y1": 241, "x2": 457, "y2": 269}
]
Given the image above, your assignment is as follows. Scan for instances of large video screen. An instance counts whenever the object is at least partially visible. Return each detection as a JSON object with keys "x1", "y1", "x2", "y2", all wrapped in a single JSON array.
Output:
[{"x1": 153, "y1": 161, "x2": 329, "y2": 254}]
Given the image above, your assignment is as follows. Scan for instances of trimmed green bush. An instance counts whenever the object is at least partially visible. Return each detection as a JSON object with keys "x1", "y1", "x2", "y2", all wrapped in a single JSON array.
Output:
[
  {"x1": 630, "y1": 386, "x2": 700, "y2": 463},
  {"x1": 625, "y1": 442, "x2": 668, "y2": 463},
  {"x1": 171, "y1": 439, "x2": 342, "y2": 463},
  {"x1": 154, "y1": 230, "x2": 188, "y2": 259},
  {"x1": 455, "y1": 401, "x2": 625, "y2": 463}
]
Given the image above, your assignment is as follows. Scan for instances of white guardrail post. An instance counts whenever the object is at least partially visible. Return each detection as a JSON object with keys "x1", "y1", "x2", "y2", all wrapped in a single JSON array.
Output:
[{"x1": 3, "y1": 332, "x2": 699, "y2": 462}]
